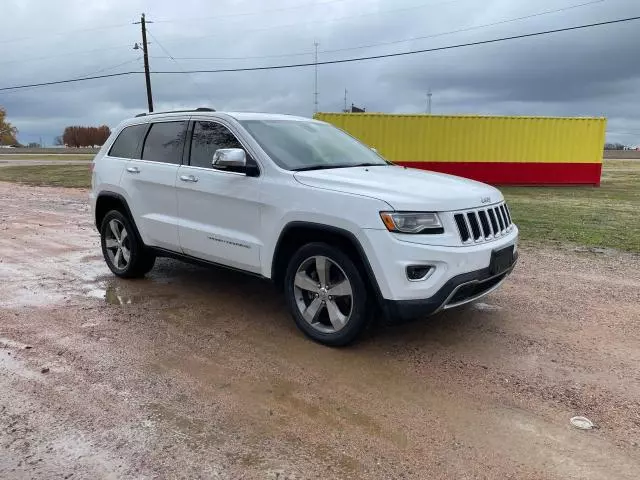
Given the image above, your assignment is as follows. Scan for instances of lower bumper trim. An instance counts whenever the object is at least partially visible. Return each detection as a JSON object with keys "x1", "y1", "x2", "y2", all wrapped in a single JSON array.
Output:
[{"x1": 381, "y1": 259, "x2": 517, "y2": 321}]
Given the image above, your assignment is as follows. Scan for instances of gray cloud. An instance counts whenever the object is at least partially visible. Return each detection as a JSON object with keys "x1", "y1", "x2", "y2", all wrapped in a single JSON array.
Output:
[{"x1": 1, "y1": 0, "x2": 639, "y2": 146}]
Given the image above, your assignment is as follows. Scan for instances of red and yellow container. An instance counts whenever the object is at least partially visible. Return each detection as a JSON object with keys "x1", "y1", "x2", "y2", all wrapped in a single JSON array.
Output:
[{"x1": 314, "y1": 113, "x2": 606, "y2": 185}]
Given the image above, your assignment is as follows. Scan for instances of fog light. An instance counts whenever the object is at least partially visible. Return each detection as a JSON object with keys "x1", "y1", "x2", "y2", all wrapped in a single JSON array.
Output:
[{"x1": 406, "y1": 265, "x2": 433, "y2": 281}]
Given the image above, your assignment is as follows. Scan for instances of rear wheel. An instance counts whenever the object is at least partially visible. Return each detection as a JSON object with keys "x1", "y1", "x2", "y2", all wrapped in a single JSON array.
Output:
[
  {"x1": 100, "y1": 210, "x2": 155, "y2": 278},
  {"x1": 284, "y1": 243, "x2": 370, "y2": 346}
]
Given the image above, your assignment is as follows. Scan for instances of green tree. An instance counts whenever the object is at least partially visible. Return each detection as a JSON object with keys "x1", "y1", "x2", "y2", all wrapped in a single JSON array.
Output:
[{"x1": 0, "y1": 107, "x2": 18, "y2": 145}]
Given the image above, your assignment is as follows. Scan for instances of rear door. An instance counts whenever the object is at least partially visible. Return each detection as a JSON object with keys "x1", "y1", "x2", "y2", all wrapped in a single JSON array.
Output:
[
  {"x1": 121, "y1": 119, "x2": 187, "y2": 251},
  {"x1": 98, "y1": 122, "x2": 147, "y2": 195},
  {"x1": 176, "y1": 119, "x2": 262, "y2": 272}
]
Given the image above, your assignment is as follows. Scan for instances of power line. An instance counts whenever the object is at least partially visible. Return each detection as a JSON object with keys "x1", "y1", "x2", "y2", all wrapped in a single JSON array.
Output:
[
  {"x1": 0, "y1": 43, "x2": 131, "y2": 67},
  {"x1": 152, "y1": 0, "x2": 352, "y2": 23},
  {"x1": 0, "y1": 0, "x2": 443, "y2": 66},
  {"x1": 146, "y1": 29, "x2": 214, "y2": 104},
  {"x1": 0, "y1": 0, "x2": 598, "y2": 66},
  {"x1": 0, "y1": 1, "x2": 357, "y2": 45},
  {"x1": 308, "y1": 0, "x2": 607, "y2": 58},
  {"x1": 1, "y1": 15, "x2": 638, "y2": 92},
  {"x1": 151, "y1": 16, "x2": 640, "y2": 73},
  {"x1": 72, "y1": 57, "x2": 142, "y2": 81},
  {"x1": 0, "y1": 22, "x2": 131, "y2": 45},
  {"x1": 3, "y1": 0, "x2": 464, "y2": 63},
  {"x1": 0, "y1": 0, "x2": 436, "y2": 62},
  {"x1": 607, "y1": 130, "x2": 640, "y2": 135},
  {"x1": 158, "y1": 0, "x2": 606, "y2": 62},
  {"x1": 159, "y1": 0, "x2": 468, "y2": 47},
  {"x1": 0, "y1": 71, "x2": 138, "y2": 92}
]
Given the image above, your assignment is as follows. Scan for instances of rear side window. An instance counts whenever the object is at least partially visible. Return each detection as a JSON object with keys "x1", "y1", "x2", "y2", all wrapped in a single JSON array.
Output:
[
  {"x1": 142, "y1": 121, "x2": 187, "y2": 164},
  {"x1": 190, "y1": 121, "x2": 243, "y2": 168},
  {"x1": 108, "y1": 124, "x2": 147, "y2": 159}
]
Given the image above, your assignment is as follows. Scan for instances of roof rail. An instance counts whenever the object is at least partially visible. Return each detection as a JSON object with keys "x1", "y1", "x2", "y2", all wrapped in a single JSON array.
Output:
[{"x1": 134, "y1": 107, "x2": 216, "y2": 118}]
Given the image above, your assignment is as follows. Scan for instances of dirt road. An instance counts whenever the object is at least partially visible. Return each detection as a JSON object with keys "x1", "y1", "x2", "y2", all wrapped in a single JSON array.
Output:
[
  {"x1": 1, "y1": 182, "x2": 639, "y2": 479},
  {"x1": 0, "y1": 158, "x2": 91, "y2": 167}
]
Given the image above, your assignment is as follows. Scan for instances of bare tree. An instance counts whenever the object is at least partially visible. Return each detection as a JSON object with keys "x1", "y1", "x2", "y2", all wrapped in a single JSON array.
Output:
[{"x1": 62, "y1": 125, "x2": 111, "y2": 147}]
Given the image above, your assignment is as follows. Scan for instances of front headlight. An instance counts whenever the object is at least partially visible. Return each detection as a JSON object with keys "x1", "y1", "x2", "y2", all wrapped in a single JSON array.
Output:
[{"x1": 379, "y1": 212, "x2": 443, "y2": 234}]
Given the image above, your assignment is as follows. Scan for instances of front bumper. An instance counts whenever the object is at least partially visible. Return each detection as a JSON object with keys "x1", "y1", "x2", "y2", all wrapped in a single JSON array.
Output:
[
  {"x1": 360, "y1": 226, "x2": 518, "y2": 320},
  {"x1": 362, "y1": 226, "x2": 518, "y2": 300},
  {"x1": 381, "y1": 258, "x2": 517, "y2": 321}
]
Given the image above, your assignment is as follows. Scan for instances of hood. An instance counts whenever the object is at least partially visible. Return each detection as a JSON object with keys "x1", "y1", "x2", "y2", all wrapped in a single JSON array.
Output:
[{"x1": 293, "y1": 165, "x2": 503, "y2": 212}]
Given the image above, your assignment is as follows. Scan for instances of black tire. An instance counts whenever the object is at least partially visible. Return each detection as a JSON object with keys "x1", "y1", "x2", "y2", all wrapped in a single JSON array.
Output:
[
  {"x1": 138, "y1": 251, "x2": 157, "y2": 275},
  {"x1": 100, "y1": 210, "x2": 156, "y2": 278},
  {"x1": 284, "y1": 242, "x2": 370, "y2": 346}
]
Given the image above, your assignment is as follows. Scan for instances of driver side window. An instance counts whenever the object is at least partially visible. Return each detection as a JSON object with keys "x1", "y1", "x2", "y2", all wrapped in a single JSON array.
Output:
[{"x1": 189, "y1": 121, "x2": 244, "y2": 169}]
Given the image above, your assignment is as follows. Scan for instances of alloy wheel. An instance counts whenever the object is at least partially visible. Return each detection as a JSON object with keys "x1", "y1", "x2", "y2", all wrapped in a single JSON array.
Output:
[
  {"x1": 293, "y1": 255, "x2": 353, "y2": 333},
  {"x1": 104, "y1": 219, "x2": 131, "y2": 270}
]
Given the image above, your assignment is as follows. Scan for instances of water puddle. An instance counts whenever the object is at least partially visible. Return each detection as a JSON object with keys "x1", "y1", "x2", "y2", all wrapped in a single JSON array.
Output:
[
  {"x1": 105, "y1": 284, "x2": 137, "y2": 305},
  {"x1": 473, "y1": 302, "x2": 503, "y2": 312},
  {"x1": 0, "y1": 337, "x2": 32, "y2": 350},
  {"x1": 81, "y1": 280, "x2": 142, "y2": 305},
  {"x1": 83, "y1": 280, "x2": 179, "y2": 306},
  {"x1": 0, "y1": 350, "x2": 42, "y2": 380}
]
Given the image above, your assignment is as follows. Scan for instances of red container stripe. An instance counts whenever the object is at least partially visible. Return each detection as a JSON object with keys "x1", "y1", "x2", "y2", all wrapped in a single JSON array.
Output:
[{"x1": 394, "y1": 162, "x2": 602, "y2": 186}]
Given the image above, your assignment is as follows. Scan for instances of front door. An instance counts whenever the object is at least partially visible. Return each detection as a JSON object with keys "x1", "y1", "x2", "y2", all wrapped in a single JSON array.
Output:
[
  {"x1": 176, "y1": 120, "x2": 262, "y2": 273},
  {"x1": 121, "y1": 120, "x2": 187, "y2": 251}
]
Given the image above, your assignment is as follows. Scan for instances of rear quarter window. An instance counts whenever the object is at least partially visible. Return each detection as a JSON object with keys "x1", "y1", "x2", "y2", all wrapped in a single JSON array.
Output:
[{"x1": 108, "y1": 124, "x2": 148, "y2": 159}]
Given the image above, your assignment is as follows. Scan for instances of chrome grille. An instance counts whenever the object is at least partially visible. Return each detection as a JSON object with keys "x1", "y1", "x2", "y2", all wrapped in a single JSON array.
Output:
[{"x1": 454, "y1": 202, "x2": 514, "y2": 244}]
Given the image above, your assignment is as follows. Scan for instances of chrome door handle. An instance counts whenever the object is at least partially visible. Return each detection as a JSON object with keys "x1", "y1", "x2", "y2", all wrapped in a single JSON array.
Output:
[
  {"x1": 179, "y1": 174, "x2": 198, "y2": 183},
  {"x1": 126, "y1": 166, "x2": 140, "y2": 174}
]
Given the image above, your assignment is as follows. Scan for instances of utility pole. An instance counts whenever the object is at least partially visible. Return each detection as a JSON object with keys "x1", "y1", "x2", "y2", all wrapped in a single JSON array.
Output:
[
  {"x1": 313, "y1": 41, "x2": 319, "y2": 114},
  {"x1": 134, "y1": 13, "x2": 154, "y2": 112},
  {"x1": 343, "y1": 89, "x2": 348, "y2": 112},
  {"x1": 426, "y1": 88, "x2": 432, "y2": 114}
]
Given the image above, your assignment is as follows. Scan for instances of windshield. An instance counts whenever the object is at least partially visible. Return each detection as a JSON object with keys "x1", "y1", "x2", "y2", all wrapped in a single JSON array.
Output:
[{"x1": 239, "y1": 120, "x2": 390, "y2": 171}]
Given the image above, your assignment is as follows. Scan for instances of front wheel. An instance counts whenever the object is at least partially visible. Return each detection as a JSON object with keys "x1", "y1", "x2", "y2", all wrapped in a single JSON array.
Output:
[{"x1": 284, "y1": 243, "x2": 370, "y2": 346}]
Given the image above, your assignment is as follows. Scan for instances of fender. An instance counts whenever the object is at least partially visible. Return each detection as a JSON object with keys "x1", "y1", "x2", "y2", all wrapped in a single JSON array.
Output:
[
  {"x1": 95, "y1": 192, "x2": 145, "y2": 245},
  {"x1": 271, "y1": 221, "x2": 384, "y2": 304}
]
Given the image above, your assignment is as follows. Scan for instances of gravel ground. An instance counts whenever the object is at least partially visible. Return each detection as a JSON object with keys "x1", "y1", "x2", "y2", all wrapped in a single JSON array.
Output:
[{"x1": 0, "y1": 182, "x2": 639, "y2": 479}]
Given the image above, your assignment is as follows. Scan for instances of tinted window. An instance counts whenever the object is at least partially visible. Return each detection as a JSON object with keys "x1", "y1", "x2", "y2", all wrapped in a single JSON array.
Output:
[
  {"x1": 108, "y1": 124, "x2": 147, "y2": 159},
  {"x1": 142, "y1": 121, "x2": 187, "y2": 164},
  {"x1": 190, "y1": 121, "x2": 244, "y2": 168}
]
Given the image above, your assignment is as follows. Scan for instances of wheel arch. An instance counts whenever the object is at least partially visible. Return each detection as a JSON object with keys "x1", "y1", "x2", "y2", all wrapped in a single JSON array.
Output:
[
  {"x1": 95, "y1": 192, "x2": 144, "y2": 244},
  {"x1": 271, "y1": 221, "x2": 383, "y2": 304}
]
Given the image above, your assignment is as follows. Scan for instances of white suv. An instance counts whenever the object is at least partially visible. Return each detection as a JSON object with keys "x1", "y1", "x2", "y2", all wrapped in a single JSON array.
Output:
[{"x1": 90, "y1": 108, "x2": 518, "y2": 346}]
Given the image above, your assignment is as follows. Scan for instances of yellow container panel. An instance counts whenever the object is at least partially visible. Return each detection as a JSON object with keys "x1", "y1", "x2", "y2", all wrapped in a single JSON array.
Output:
[{"x1": 314, "y1": 113, "x2": 606, "y2": 164}]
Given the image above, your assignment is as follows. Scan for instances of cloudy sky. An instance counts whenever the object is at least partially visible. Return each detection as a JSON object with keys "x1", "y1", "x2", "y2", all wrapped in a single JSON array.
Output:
[{"x1": 1, "y1": 0, "x2": 639, "y2": 146}]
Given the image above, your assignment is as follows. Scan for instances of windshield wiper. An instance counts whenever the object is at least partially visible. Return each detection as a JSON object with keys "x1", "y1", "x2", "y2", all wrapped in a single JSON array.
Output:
[
  {"x1": 292, "y1": 162, "x2": 386, "y2": 171},
  {"x1": 292, "y1": 165, "x2": 342, "y2": 172},
  {"x1": 345, "y1": 162, "x2": 387, "y2": 168}
]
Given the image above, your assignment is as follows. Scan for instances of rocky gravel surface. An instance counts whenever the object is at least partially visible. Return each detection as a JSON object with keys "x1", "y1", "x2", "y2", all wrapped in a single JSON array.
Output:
[{"x1": 1, "y1": 182, "x2": 639, "y2": 479}]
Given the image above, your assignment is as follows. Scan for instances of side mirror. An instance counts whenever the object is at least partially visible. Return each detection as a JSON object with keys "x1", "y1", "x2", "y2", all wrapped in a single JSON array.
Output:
[{"x1": 212, "y1": 148, "x2": 246, "y2": 169}]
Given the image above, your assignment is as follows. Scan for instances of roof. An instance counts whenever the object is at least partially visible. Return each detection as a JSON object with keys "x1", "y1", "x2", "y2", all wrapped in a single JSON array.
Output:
[
  {"x1": 116, "y1": 110, "x2": 318, "y2": 133},
  {"x1": 223, "y1": 112, "x2": 312, "y2": 122},
  {"x1": 130, "y1": 109, "x2": 313, "y2": 122}
]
